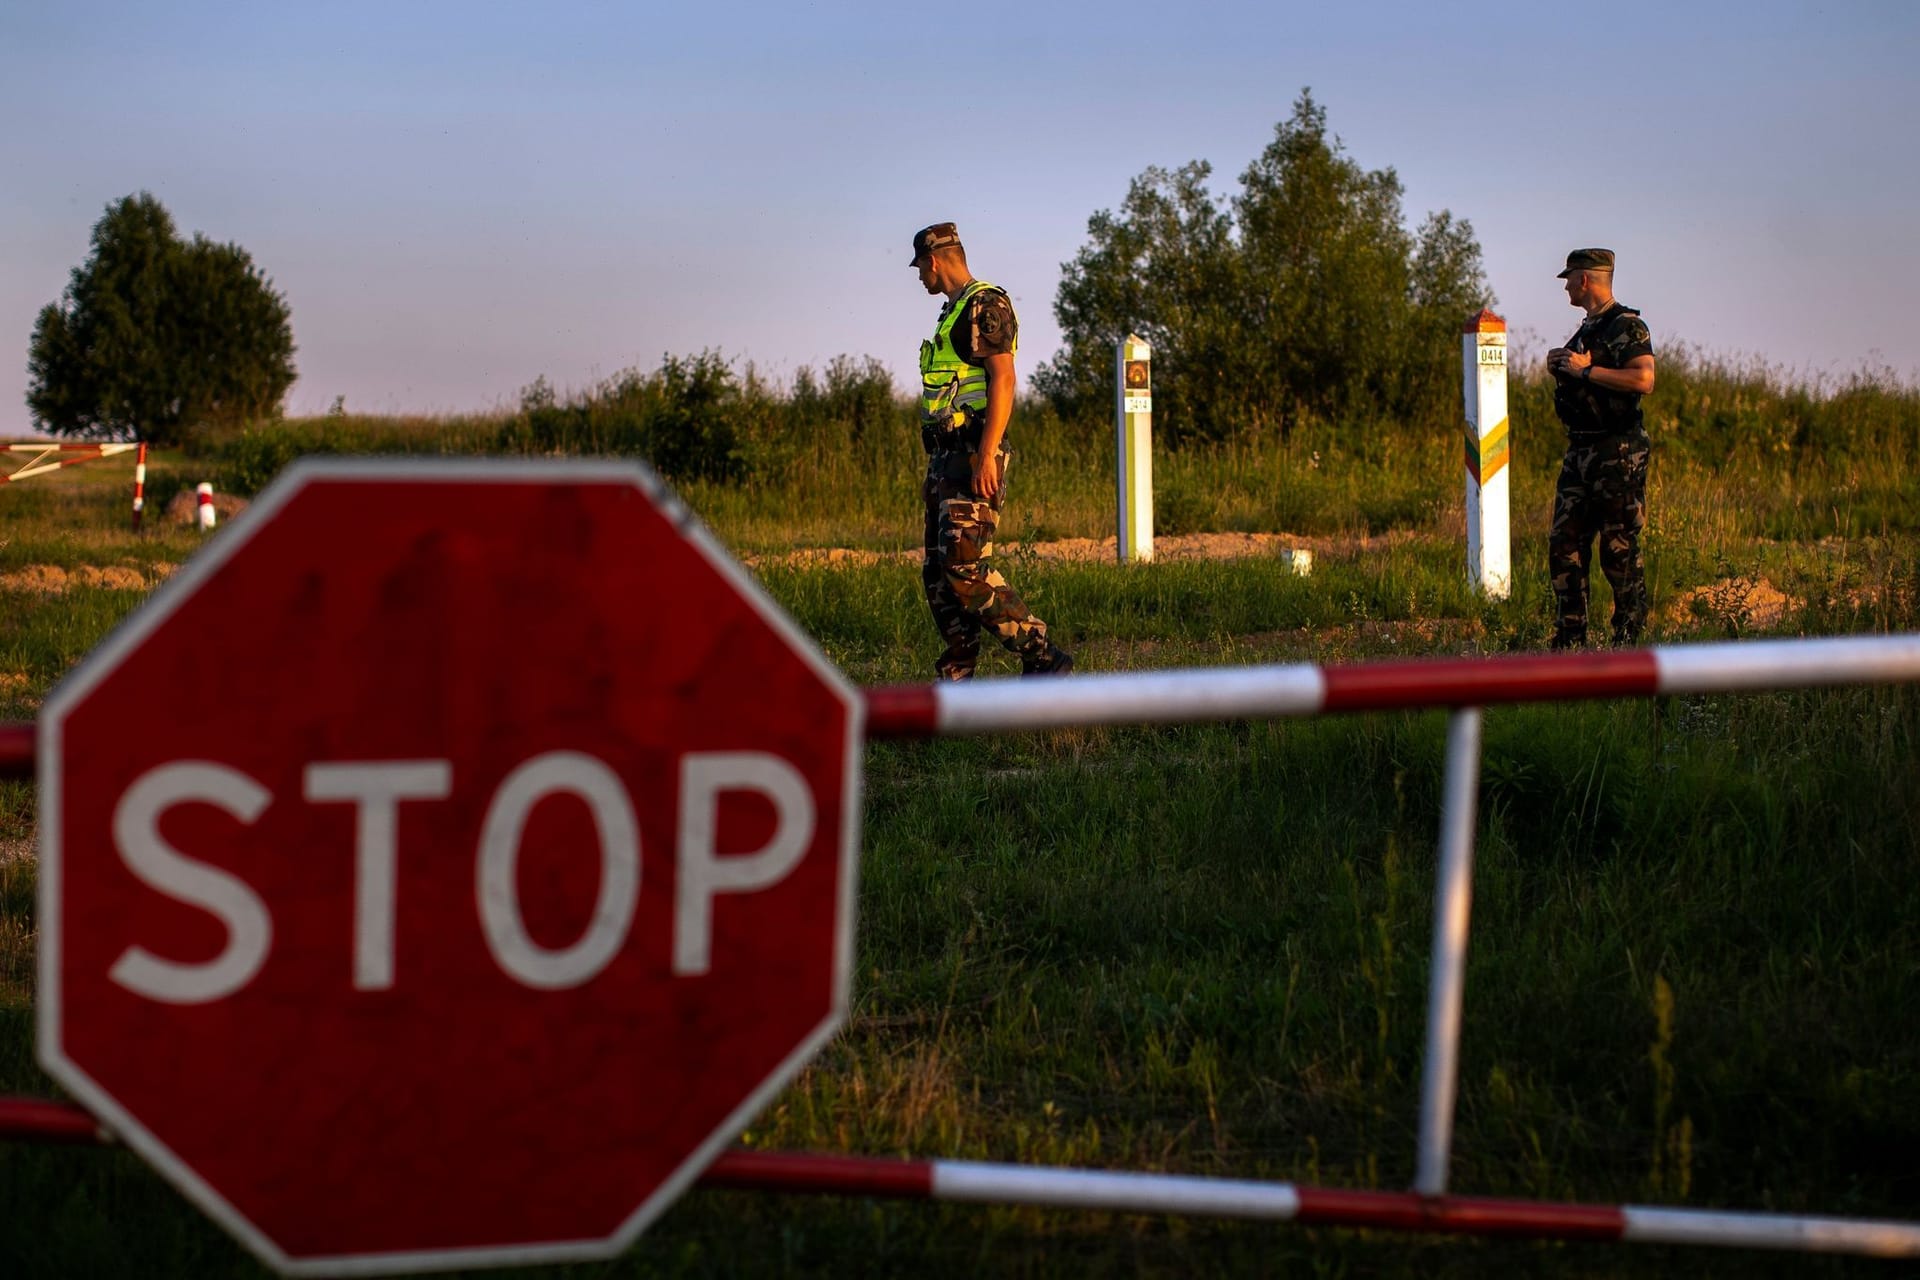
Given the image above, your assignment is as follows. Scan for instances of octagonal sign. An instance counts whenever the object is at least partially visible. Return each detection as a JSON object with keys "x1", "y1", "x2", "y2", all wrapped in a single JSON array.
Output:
[{"x1": 37, "y1": 458, "x2": 864, "y2": 1274}]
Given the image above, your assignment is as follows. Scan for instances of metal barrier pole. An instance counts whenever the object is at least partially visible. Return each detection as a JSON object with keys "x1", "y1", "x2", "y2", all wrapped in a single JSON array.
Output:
[{"x1": 1413, "y1": 706, "x2": 1484, "y2": 1196}]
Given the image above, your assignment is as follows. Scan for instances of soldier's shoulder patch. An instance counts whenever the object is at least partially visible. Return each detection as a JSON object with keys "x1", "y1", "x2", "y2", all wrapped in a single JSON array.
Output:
[
  {"x1": 1608, "y1": 314, "x2": 1653, "y2": 358},
  {"x1": 971, "y1": 290, "x2": 1017, "y2": 349},
  {"x1": 971, "y1": 288, "x2": 1013, "y2": 319}
]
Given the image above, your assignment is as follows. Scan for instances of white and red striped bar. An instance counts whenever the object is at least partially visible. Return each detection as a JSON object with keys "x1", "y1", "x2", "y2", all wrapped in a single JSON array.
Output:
[
  {"x1": 5, "y1": 634, "x2": 1918, "y2": 780},
  {"x1": 865, "y1": 635, "x2": 1920, "y2": 737},
  {"x1": 0, "y1": 1097, "x2": 111, "y2": 1144},
  {"x1": 2, "y1": 1110, "x2": 1912, "y2": 1257},
  {"x1": 0, "y1": 721, "x2": 29, "y2": 780},
  {"x1": 702, "y1": 1151, "x2": 1920, "y2": 1257},
  {"x1": 1, "y1": 442, "x2": 139, "y2": 485}
]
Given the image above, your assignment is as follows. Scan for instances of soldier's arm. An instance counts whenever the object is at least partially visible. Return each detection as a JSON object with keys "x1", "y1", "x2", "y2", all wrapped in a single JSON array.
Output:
[
  {"x1": 972, "y1": 351, "x2": 1015, "y2": 501},
  {"x1": 1568, "y1": 353, "x2": 1655, "y2": 395}
]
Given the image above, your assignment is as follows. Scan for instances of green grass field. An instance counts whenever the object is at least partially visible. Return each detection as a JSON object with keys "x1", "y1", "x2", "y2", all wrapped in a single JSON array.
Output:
[{"x1": 2, "y1": 369, "x2": 1918, "y2": 1276}]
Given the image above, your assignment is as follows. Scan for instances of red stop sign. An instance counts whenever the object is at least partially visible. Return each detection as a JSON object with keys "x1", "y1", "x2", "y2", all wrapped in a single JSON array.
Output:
[{"x1": 37, "y1": 459, "x2": 863, "y2": 1274}]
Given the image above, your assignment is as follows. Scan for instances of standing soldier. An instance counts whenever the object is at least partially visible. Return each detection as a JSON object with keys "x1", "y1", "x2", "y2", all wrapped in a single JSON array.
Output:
[
  {"x1": 1545, "y1": 248, "x2": 1657, "y2": 648},
  {"x1": 909, "y1": 222, "x2": 1072, "y2": 680}
]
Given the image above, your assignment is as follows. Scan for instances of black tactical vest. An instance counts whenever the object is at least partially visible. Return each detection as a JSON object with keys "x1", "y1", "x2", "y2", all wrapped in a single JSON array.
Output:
[{"x1": 1553, "y1": 304, "x2": 1647, "y2": 440}]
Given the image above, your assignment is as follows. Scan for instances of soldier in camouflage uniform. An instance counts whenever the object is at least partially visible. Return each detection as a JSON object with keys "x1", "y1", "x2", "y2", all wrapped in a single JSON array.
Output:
[
  {"x1": 1545, "y1": 248, "x2": 1657, "y2": 649},
  {"x1": 909, "y1": 222, "x2": 1072, "y2": 680}
]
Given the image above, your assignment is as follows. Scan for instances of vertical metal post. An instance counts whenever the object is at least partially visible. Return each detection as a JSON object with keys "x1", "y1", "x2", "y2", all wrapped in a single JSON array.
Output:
[{"x1": 1413, "y1": 706, "x2": 1485, "y2": 1196}]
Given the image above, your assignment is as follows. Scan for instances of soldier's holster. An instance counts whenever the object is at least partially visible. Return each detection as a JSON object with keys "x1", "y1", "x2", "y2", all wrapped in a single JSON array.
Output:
[{"x1": 921, "y1": 408, "x2": 979, "y2": 458}]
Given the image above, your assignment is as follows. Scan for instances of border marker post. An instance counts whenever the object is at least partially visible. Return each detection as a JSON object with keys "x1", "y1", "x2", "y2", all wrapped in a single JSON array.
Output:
[
  {"x1": 131, "y1": 443, "x2": 147, "y2": 533},
  {"x1": 195, "y1": 482, "x2": 216, "y2": 531},
  {"x1": 1462, "y1": 310, "x2": 1511, "y2": 599},
  {"x1": 1115, "y1": 335, "x2": 1153, "y2": 564}
]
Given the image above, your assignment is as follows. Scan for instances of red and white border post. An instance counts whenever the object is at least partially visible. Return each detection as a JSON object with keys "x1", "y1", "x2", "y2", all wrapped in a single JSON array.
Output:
[
  {"x1": 131, "y1": 443, "x2": 147, "y2": 532},
  {"x1": 195, "y1": 481, "x2": 216, "y2": 531},
  {"x1": 1462, "y1": 310, "x2": 1511, "y2": 599},
  {"x1": 1115, "y1": 335, "x2": 1153, "y2": 564}
]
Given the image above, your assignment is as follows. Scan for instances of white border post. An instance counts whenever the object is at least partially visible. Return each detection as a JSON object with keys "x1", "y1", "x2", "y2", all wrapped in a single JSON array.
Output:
[
  {"x1": 1461, "y1": 310, "x2": 1511, "y2": 599},
  {"x1": 1413, "y1": 706, "x2": 1484, "y2": 1196},
  {"x1": 1115, "y1": 336, "x2": 1153, "y2": 564}
]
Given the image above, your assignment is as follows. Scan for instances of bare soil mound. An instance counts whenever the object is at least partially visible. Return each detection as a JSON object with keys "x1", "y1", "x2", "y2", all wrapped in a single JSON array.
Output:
[
  {"x1": 163, "y1": 490, "x2": 251, "y2": 525},
  {"x1": 0, "y1": 564, "x2": 70, "y2": 593},
  {"x1": 1666, "y1": 576, "x2": 1801, "y2": 630}
]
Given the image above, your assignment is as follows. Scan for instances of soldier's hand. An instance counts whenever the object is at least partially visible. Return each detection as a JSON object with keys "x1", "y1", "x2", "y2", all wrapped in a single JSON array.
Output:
[{"x1": 971, "y1": 451, "x2": 1003, "y2": 503}]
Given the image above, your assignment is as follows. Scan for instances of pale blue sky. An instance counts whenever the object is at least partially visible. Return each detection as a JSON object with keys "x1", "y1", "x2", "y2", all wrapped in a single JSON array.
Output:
[{"x1": 3, "y1": 1, "x2": 1915, "y2": 427}]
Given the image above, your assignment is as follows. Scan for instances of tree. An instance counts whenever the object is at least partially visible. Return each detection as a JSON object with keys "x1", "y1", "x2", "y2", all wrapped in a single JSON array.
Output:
[
  {"x1": 27, "y1": 193, "x2": 296, "y2": 444},
  {"x1": 1033, "y1": 91, "x2": 1492, "y2": 442}
]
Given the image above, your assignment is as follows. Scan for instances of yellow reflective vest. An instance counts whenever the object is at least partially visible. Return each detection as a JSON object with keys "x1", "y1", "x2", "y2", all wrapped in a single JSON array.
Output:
[{"x1": 919, "y1": 279, "x2": 1014, "y2": 429}]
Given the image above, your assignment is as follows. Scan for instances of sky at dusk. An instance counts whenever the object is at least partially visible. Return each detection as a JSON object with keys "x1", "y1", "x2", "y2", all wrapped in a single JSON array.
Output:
[{"x1": 2, "y1": 1, "x2": 1915, "y2": 429}]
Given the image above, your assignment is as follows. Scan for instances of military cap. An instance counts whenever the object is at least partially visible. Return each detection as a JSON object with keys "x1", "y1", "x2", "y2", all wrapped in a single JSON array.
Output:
[
  {"x1": 910, "y1": 222, "x2": 963, "y2": 264},
  {"x1": 1557, "y1": 248, "x2": 1615, "y2": 278}
]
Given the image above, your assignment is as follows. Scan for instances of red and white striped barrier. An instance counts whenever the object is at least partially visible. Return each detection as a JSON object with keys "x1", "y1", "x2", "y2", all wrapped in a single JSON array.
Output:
[
  {"x1": 865, "y1": 634, "x2": 1920, "y2": 737},
  {"x1": 3, "y1": 634, "x2": 1917, "y2": 777},
  {"x1": 2, "y1": 441, "x2": 147, "y2": 534},
  {"x1": 0, "y1": 1104, "x2": 1908, "y2": 1261},
  {"x1": 0, "y1": 721, "x2": 28, "y2": 780},
  {"x1": 700, "y1": 1152, "x2": 1920, "y2": 1257},
  {"x1": 1, "y1": 441, "x2": 139, "y2": 486}
]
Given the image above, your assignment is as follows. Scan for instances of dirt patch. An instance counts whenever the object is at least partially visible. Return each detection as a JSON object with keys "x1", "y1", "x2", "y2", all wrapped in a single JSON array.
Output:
[
  {"x1": 1, "y1": 563, "x2": 157, "y2": 594},
  {"x1": 1667, "y1": 576, "x2": 1802, "y2": 631},
  {"x1": 746, "y1": 529, "x2": 1414, "y2": 571},
  {"x1": 757, "y1": 546, "x2": 907, "y2": 571},
  {"x1": 72, "y1": 565, "x2": 147, "y2": 590},
  {"x1": 0, "y1": 564, "x2": 69, "y2": 593},
  {"x1": 0, "y1": 837, "x2": 29, "y2": 866}
]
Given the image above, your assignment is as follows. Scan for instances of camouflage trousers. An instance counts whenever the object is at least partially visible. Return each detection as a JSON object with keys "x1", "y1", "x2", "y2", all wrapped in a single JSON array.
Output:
[
  {"x1": 921, "y1": 448, "x2": 1052, "y2": 680},
  {"x1": 1548, "y1": 432, "x2": 1650, "y2": 645}
]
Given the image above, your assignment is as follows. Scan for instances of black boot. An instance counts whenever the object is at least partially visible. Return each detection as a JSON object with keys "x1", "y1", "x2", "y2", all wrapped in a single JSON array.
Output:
[{"x1": 1021, "y1": 643, "x2": 1074, "y2": 676}]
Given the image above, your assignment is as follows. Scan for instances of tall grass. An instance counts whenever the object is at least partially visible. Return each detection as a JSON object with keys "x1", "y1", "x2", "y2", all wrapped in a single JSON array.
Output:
[{"x1": 199, "y1": 346, "x2": 1920, "y2": 560}]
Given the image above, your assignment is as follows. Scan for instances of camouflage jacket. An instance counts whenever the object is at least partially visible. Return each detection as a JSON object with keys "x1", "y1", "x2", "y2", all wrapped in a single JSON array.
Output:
[{"x1": 1553, "y1": 303, "x2": 1654, "y2": 440}]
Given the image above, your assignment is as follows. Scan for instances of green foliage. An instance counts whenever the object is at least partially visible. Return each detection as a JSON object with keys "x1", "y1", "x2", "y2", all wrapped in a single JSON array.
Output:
[
  {"x1": 1032, "y1": 91, "x2": 1493, "y2": 443},
  {"x1": 508, "y1": 353, "x2": 755, "y2": 482},
  {"x1": 26, "y1": 193, "x2": 296, "y2": 446},
  {"x1": 213, "y1": 352, "x2": 911, "y2": 495}
]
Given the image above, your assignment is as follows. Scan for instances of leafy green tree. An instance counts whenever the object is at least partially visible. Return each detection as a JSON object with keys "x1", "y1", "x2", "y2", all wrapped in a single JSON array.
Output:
[
  {"x1": 1033, "y1": 91, "x2": 1492, "y2": 442},
  {"x1": 26, "y1": 193, "x2": 296, "y2": 444}
]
